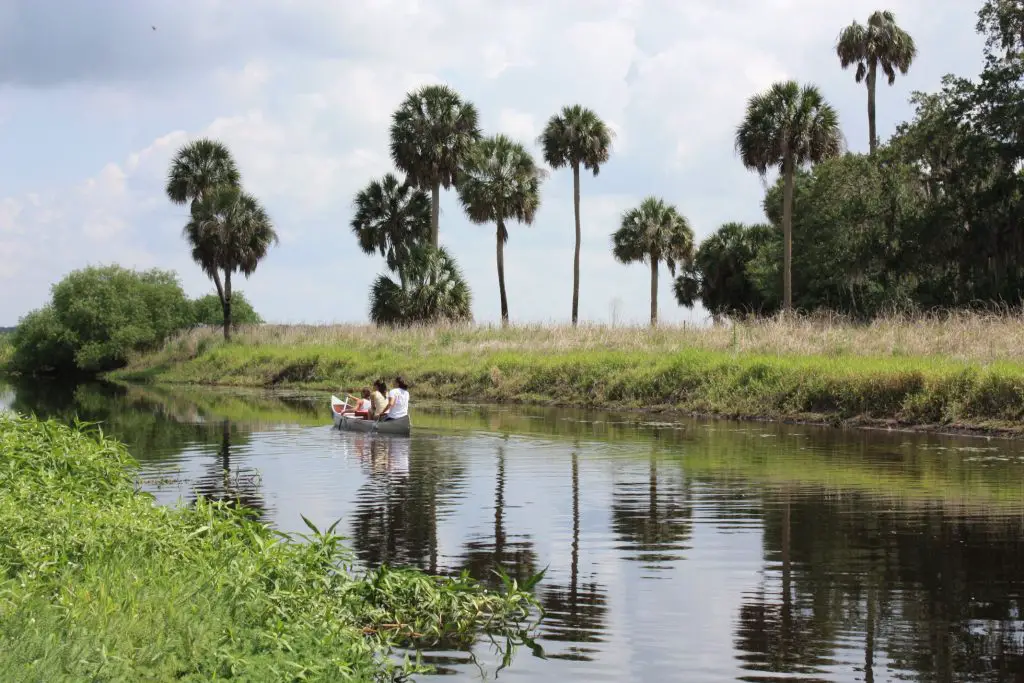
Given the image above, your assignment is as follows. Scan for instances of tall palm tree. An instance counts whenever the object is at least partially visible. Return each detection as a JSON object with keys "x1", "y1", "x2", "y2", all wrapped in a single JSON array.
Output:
[
  {"x1": 350, "y1": 173, "x2": 431, "y2": 272},
  {"x1": 735, "y1": 81, "x2": 843, "y2": 313},
  {"x1": 457, "y1": 135, "x2": 545, "y2": 325},
  {"x1": 611, "y1": 197, "x2": 694, "y2": 326},
  {"x1": 184, "y1": 185, "x2": 278, "y2": 340},
  {"x1": 369, "y1": 244, "x2": 472, "y2": 326},
  {"x1": 539, "y1": 105, "x2": 614, "y2": 326},
  {"x1": 389, "y1": 84, "x2": 481, "y2": 247},
  {"x1": 836, "y1": 10, "x2": 917, "y2": 153},
  {"x1": 166, "y1": 138, "x2": 241, "y2": 207}
]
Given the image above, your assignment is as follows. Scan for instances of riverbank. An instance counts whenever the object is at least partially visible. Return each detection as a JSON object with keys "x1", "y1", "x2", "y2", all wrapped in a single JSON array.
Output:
[
  {"x1": 108, "y1": 318, "x2": 1024, "y2": 436},
  {"x1": 0, "y1": 414, "x2": 539, "y2": 680}
]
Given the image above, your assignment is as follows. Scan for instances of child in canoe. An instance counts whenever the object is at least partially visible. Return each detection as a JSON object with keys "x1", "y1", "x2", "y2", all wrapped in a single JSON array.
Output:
[{"x1": 342, "y1": 388, "x2": 373, "y2": 418}]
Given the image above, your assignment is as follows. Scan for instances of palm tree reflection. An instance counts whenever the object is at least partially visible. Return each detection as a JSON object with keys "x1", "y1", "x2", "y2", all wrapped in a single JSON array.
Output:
[
  {"x1": 540, "y1": 449, "x2": 608, "y2": 661},
  {"x1": 191, "y1": 419, "x2": 266, "y2": 518}
]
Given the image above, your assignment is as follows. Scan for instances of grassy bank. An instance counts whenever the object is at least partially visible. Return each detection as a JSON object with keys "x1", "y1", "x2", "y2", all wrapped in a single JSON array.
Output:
[
  {"x1": 110, "y1": 316, "x2": 1024, "y2": 435},
  {"x1": 0, "y1": 414, "x2": 540, "y2": 681}
]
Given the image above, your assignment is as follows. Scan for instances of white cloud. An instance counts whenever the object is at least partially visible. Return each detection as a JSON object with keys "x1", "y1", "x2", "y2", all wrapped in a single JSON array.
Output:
[{"x1": 0, "y1": 0, "x2": 986, "y2": 325}]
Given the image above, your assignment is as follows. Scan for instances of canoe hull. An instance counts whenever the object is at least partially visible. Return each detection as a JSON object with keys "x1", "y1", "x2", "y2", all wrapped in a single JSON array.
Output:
[{"x1": 330, "y1": 395, "x2": 411, "y2": 436}]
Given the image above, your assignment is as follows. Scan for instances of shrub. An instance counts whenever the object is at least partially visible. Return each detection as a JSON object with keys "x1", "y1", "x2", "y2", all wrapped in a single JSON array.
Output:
[{"x1": 191, "y1": 292, "x2": 263, "y2": 327}]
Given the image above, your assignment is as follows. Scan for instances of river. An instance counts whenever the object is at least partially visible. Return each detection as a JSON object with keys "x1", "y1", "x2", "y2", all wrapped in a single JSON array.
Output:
[{"x1": 2, "y1": 378, "x2": 1024, "y2": 682}]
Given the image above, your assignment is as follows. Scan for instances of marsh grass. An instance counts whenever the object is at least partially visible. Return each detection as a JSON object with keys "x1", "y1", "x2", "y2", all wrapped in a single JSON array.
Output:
[
  {"x1": 111, "y1": 313, "x2": 1024, "y2": 433},
  {"x1": 132, "y1": 310, "x2": 1024, "y2": 363},
  {"x1": 0, "y1": 415, "x2": 542, "y2": 681}
]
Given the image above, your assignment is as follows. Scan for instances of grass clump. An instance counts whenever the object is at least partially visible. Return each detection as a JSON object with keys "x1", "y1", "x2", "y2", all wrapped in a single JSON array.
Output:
[{"x1": 0, "y1": 414, "x2": 541, "y2": 681}]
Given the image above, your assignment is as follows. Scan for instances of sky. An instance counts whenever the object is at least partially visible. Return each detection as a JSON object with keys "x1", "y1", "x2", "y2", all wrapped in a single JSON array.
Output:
[{"x1": 0, "y1": 0, "x2": 987, "y2": 326}]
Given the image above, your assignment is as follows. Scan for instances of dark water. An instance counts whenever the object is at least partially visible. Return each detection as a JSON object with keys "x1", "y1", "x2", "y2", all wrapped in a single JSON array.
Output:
[{"x1": 4, "y1": 379, "x2": 1024, "y2": 682}]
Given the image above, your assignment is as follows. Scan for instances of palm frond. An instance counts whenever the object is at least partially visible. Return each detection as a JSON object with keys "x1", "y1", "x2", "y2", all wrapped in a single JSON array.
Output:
[
  {"x1": 166, "y1": 138, "x2": 240, "y2": 205},
  {"x1": 538, "y1": 104, "x2": 614, "y2": 176},
  {"x1": 350, "y1": 173, "x2": 430, "y2": 271}
]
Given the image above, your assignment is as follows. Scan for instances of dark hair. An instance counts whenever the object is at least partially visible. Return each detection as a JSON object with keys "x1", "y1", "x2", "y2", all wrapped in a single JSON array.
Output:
[
  {"x1": 361, "y1": 387, "x2": 371, "y2": 398},
  {"x1": 374, "y1": 379, "x2": 387, "y2": 394},
  {"x1": 394, "y1": 375, "x2": 408, "y2": 390}
]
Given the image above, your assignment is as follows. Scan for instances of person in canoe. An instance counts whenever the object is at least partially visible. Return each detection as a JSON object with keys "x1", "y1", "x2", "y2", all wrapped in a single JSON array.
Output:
[
  {"x1": 369, "y1": 380, "x2": 389, "y2": 419},
  {"x1": 379, "y1": 376, "x2": 410, "y2": 421},
  {"x1": 341, "y1": 388, "x2": 372, "y2": 418}
]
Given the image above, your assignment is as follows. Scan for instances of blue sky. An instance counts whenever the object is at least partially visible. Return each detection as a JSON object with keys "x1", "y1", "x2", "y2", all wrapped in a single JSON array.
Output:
[{"x1": 0, "y1": 0, "x2": 985, "y2": 326}]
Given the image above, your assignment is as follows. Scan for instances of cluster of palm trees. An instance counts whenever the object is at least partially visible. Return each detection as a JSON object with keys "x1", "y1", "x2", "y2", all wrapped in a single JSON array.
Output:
[
  {"x1": 164, "y1": 9, "x2": 914, "y2": 329},
  {"x1": 165, "y1": 140, "x2": 278, "y2": 340}
]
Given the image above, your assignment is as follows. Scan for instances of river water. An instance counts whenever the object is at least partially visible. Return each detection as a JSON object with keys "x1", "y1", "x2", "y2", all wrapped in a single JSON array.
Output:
[{"x1": 3, "y1": 378, "x2": 1024, "y2": 682}]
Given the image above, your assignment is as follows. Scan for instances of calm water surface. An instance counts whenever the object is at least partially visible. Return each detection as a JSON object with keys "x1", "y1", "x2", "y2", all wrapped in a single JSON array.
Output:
[{"x1": 3, "y1": 379, "x2": 1024, "y2": 682}]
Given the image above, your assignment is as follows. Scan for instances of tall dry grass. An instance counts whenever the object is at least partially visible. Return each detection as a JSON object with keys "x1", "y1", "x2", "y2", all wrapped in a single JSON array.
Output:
[{"x1": 164, "y1": 311, "x2": 1024, "y2": 363}]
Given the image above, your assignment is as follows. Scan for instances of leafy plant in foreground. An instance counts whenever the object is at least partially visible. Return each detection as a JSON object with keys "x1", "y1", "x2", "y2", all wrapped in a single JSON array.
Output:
[{"x1": 0, "y1": 414, "x2": 542, "y2": 680}]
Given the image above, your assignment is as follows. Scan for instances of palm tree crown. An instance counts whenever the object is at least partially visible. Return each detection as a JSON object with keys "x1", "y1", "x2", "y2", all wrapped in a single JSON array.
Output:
[
  {"x1": 540, "y1": 104, "x2": 614, "y2": 325},
  {"x1": 612, "y1": 197, "x2": 694, "y2": 325},
  {"x1": 539, "y1": 105, "x2": 613, "y2": 175},
  {"x1": 836, "y1": 10, "x2": 916, "y2": 152},
  {"x1": 389, "y1": 84, "x2": 481, "y2": 246},
  {"x1": 369, "y1": 244, "x2": 472, "y2": 326},
  {"x1": 350, "y1": 173, "x2": 430, "y2": 272},
  {"x1": 457, "y1": 134, "x2": 545, "y2": 324},
  {"x1": 735, "y1": 80, "x2": 842, "y2": 312},
  {"x1": 166, "y1": 138, "x2": 241, "y2": 206},
  {"x1": 185, "y1": 186, "x2": 278, "y2": 279},
  {"x1": 735, "y1": 81, "x2": 843, "y2": 177}
]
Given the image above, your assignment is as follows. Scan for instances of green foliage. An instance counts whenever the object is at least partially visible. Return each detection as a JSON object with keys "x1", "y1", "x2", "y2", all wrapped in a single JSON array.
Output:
[
  {"x1": 674, "y1": 222, "x2": 778, "y2": 319},
  {"x1": 165, "y1": 138, "x2": 241, "y2": 205},
  {"x1": 370, "y1": 245, "x2": 473, "y2": 326},
  {"x1": 389, "y1": 84, "x2": 481, "y2": 245},
  {"x1": 0, "y1": 333, "x2": 12, "y2": 370},
  {"x1": 457, "y1": 135, "x2": 545, "y2": 323},
  {"x1": 9, "y1": 266, "x2": 192, "y2": 375},
  {"x1": 191, "y1": 292, "x2": 263, "y2": 327},
  {"x1": 350, "y1": 173, "x2": 431, "y2": 272},
  {"x1": 0, "y1": 414, "x2": 542, "y2": 680},
  {"x1": 612, "y1": 197, "x2": 695, "y2": 325}
]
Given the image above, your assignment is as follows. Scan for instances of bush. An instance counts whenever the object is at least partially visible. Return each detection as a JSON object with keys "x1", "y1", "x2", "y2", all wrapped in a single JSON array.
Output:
[
  {"x1": 191, "y1": 292, "x2": 263, "y2": 327},
  {"x1": 9, "y1": 265, "x2": 193, "y2": 375}
]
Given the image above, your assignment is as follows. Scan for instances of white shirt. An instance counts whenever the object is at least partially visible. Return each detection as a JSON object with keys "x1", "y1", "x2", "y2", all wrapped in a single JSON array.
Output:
[{"x1": 386, "y1": 387, "x2": 409, "y2": 419}]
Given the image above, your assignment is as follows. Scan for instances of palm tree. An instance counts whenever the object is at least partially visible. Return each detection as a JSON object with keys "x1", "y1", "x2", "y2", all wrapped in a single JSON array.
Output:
[
  {"x1": 611, "y1": 197, "x2": 694, "y2": 326},
  {"x1": 735, "y1": 81, "x2": 843, "y2": 313},
  {"x1": 350, "y1": 173, "x2": 431, "y2": 271},
  {"x1": 836, "y1": 11, "x2": 917, "y2": 154},
  {"x1": 369, "y1": 244, "x2": 472, "y2": 325},
  {"x1": 457, "y1": 135, "x2": 545, "y2": 325},
  {"x1": 389, "y1": 84, "x2": 481, "y2": 247},
  {"x1": 539, "y1": 105, "x2": 614, "y2": 326},
  {"x1": 166, "y1": 138, "x2": 241, "y2": 207},
  {"x1": 184, "y1": 185, "x2": 278, "y2": 340}
]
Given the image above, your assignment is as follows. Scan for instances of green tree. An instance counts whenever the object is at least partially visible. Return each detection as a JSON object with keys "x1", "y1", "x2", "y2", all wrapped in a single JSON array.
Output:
[
  {"x1": 674, "y1": 222, "x2": 778, "y2": 321},
  {"x1": 456, "y1": 135, "x2": 545, "y2": 325},
  {"x1": 184, "y1": 186, "x2": 278, "y2": 341},
  {"x1": 735, "y1": 81, "x2": 843, "y2": 313},
  {"x1": 389, "y1": 85, "x2": 481, "y2": 247},
  {"x1": 165, "y1": 138, "x2": 241, "y2": 207},
  {"x1": 350, "y1": 173, "x2": 430, "y2": 272},
  {"x1": 9, "y1": 266, "x2": 192, "y2": 375},
  {"x1": 369, "y1": 245, "x2": 472, "y2": 326},
  {"x1": 611, "y1": 197, "x2": 695, "y2": 326},
  {"x1": 539, "y1": 105, "x2": 614, "y2": 325},
  {"x1": 7, "y1": 306, "x2": 77, "y2": 375},
  {"x1": 836, "y1": 10, "x2": 917, "y2": 153},
  {"x1": 191, "y1": 292, "x2": 263, "y2": 327}
]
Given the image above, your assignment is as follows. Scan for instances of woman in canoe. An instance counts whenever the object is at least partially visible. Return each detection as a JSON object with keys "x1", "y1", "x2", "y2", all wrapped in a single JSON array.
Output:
[
  {"x1": 379, "y1": 376, "x2": 410, "y2": 421},
  {"x1": 369, "y1": 380, "x2": 389, "y2": 418}
]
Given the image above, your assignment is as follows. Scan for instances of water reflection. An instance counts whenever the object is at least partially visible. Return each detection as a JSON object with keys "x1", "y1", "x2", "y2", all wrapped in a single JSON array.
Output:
[{"x1": 5, "y1": 377, "x2": 1024, "y2": 682}]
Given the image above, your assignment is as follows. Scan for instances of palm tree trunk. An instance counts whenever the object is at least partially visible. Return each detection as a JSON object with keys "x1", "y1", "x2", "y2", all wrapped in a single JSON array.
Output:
[
  {"x1": 782, "y1": 156, "x2": 794, "y2": 313},
  {"x1": 867, "y1": 61, "x2": 878, "y2": 154},
  {"x1": 649, "y1": 256, "x2": 659, "y2": 326},
  {"x1": 572, "y1": 163, "x2": 582, "y2": 326},
  {"x1": 430, "y1": 182, "x2": 441, "y2": 247},
  {"x1": 222, "y1": 270, "x2": 233, "y2": 341},
  {"x1": 497, "y1": 220, "x2": 509, "y2": 325}
]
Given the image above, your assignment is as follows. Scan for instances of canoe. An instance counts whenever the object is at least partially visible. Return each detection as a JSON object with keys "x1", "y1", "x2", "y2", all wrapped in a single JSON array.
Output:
[{"x1": 330, "y1": 395, "x2": 412, "y2": 436}]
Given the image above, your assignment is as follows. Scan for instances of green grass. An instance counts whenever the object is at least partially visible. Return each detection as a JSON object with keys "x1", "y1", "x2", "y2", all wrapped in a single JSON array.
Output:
[
  {"x1": 0, "y1": 333, "x2": 12, "y2": 371},
  {"x1": 110, "y1": 323, "x2": 1024, "y2": 434},
  {"x1": 0, "y1": 414, "x2": 542, "y2": 681}
]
